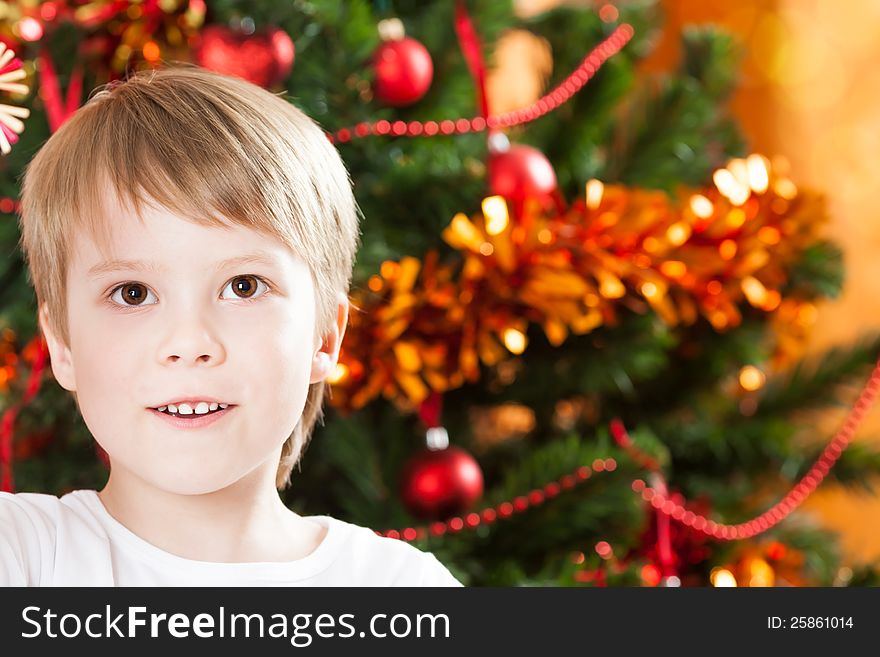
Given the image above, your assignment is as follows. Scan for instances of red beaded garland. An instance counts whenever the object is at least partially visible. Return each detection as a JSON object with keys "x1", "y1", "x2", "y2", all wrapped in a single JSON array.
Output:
[
  {"x1": 378, "y1": 460, "x2": 614, "y2": 539},
  {"x1": 621, "y1": 356, "x2": 880, "y2": 541},
  {"x1": 328, "y1": 24, "x2": 634, "y2": 144}
]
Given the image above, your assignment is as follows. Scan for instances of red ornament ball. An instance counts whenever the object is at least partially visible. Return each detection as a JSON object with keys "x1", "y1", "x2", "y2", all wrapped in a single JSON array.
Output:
[
  {"x1": 488, "y1": 144, "x2": 558, "y2": 203},
  {"x1": 372, "y1": 37, "x2": 433, "y2": 106},
  {"x1": 193, "y1": 25, "x2": 295, "y2": 88},
  {"x1": 400, "y1": 446, "x2": 484, "y2": 520}
]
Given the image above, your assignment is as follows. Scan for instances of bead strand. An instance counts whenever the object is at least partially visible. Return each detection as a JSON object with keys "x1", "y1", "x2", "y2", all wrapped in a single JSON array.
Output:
[
  {"x1": 629, "y1": 354, "x2": 880, "y2": 541},
  {"x1": 329, "y1": 24, "x2": 634, "y2": 145},
  {"x1": 377, "y1": 458, "x2": 617, "y2": 539}
]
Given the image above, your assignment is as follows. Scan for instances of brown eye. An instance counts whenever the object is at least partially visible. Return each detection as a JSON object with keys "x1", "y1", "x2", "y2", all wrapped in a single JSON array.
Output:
[
  {"x1": 231, "y1": 275, "x2": 259, "y2": 299},
  {"x1": 119, "y1": 283, "x2": 149, "y2": 306},
  {"x1": 220, "y1": 275, "x2": 269, "y2": 302}
]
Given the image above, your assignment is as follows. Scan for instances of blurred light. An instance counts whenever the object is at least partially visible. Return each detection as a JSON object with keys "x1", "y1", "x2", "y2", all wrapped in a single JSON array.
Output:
[
  {"x1": 143, "y1": 40, "x2": 161, "y2": 62},
  {"x1": 663, "y1": 575, "x2": 681, "y2": 587},
  {"x1": 368, "y1": 275, "x2": 383, "y2": 292},
  {"x1": 748, "y1": 557, "x2": 775, "y2": 587},
  {"x1": 393, "y1": 342, "x2": 421, "y2": 371},
  {"x1": 709, "y1": 310, "x2": 728, "y2": 330},
  {"x1": 479, "y1": 242, "x2": 494, "y2": 256},
  {"x1": 642, "y1": 236, "x2": 661, "y2": 253},
  {"x1": 758, "y1": 226, "x2": 781, "y2": 245},
  {"x1": 327, "y1": 363, "x2": 348, "y2": 384},
  {"x1": 503, "y1": 328, "x2": 527, "y2": 354},
  {"x1": 798, "y1": 303, "x2": 818, "y2": 325},
  {"x1": 586, "y1": 179, "x2": 604, "y2": 209},
  {"x1": 727, "y1": 158, "x2": 749, "y2": 188},
  {"x1": 17, "y1": 17, "x2": 44, "y2": 41},
  {"x1": 718, "y1": 240, "x2": 739, "y2": 260},
  {"x1": 689, "y1": 194, "x2": 714, "y2": 218},
  {"x1": 571, "y1": 551, "x2": 585, "y2": 564},
  {"x1": 707, "y1": 280, "x2": 723, "y2": 295},
  {"x1": 482, "y1": 195, "x2": 509, "y2": 235},
  {"x1": 714, "y1": 168, "x2": 750, "y2": 205},
  {"x1": 766, "y1": 541, "x2": 787, "y2": 560},
  {"x1": 597, "y1": 211, "x2": 618, "y2": 228},
  {"x1": 726, "y1": 208, "x2": 746, "y2": 228},
  {"x1": 595, "y1": 541, "x2": 613, "y2": 558},
  {"x1": 774, "y1": 178, "x2": 798, "y2": 200},
  {"x1": 714, "y1": 168, "x2": 739, "y2": 196},
  {"x1": 598, "y1": 272, "x2": 625, "y2": 298},
  {"x1": 447, "y1": 213, "x2": 483, "y2": 251},
  {"x1": 739, "y1": 365, "x2": 766, "y2": 391},
  {"x1": 761, "y1": 290, "x2": 781, "y2": 312},
  {"x1": 537, "y1": 228, "x2": 553, "y2": 244},
  {"x1": 380, "y1": 260, "x2": 399, "y2": 279},
  {"x1": 598, "y1": 3, "x2": 619, "y2": 22},
  {"x1": 747, "y1": 154, "x2": 770, "y2": 193},
  {"x1": 40, "y1": 2, "x2": 58, "y2": 20},
  {"x1": 711, "y1": 568, "x2": 738, "y2": 587},
  {"x1": 660, "y1": 261, "x2": 687, "y2": 279},
  {"x1": 641, "y1": 282, "x2": 659, "y2": 299},
  {"x1": 641, "y1": 564, "x2": 661, "y2": 586},
  {"x1": 741, "y1": 276, "x2": 768, "y2": 307},
  {"x1": 666, "y1": 222, "x2": 691, "y2": 246}
]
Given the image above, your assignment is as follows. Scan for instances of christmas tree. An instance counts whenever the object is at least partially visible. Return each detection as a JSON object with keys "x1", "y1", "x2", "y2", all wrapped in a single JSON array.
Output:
[{"x1": 2, "y1": 0, "x2": 879, "y2": 587}]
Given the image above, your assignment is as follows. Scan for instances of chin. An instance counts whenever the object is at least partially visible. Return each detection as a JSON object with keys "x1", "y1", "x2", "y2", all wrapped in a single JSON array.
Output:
[
  {"x1": 156, "y1": 471, "x2": 245, "y2": 496},
  {"x1": 127, "y1": 461, "x2": 245, "y2": 497}
]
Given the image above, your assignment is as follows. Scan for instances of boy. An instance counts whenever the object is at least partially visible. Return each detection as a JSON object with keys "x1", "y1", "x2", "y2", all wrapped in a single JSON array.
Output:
[{"x1": 0, "y1": 64, "x2": 462, "y2": 586}]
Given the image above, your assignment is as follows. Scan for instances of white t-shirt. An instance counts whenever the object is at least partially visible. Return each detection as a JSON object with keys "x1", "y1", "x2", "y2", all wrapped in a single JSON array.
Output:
[{"x1": 0, "y1": 490, "x2": 463, "y2": 587}]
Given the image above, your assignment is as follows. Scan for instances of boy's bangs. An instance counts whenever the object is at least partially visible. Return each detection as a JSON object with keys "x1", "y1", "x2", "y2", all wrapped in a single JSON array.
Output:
[{"x1": 78, "y1": 98, "x2": 282, "y2": 258}]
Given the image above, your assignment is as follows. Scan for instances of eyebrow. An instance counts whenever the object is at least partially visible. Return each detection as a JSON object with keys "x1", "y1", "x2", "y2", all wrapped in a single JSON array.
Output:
[{"x1": 86, "y1": 252, "x2": 280, "y2": 279}]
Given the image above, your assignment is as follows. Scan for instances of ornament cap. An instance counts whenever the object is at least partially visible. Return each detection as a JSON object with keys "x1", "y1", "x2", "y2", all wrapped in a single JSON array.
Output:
[
  {"x1": 487, "y1": 131, "x2": 510, "y2": 154},
  {"x1": 378, "y1": 18, "x2": 406, "y2": 42},
  {"x1": 426, "y1": 426, "x2": 449, "y2": 450}
]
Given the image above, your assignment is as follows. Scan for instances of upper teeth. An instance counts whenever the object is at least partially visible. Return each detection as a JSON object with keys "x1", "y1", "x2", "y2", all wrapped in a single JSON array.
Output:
[{"x1": 157, "y1": 402, "x2": 228, "y2": 414}]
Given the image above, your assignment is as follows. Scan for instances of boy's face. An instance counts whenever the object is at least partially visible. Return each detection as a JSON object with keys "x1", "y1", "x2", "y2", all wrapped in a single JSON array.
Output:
[{"x1": 40, "y1": 191, "x2": 347, "y2": 495}]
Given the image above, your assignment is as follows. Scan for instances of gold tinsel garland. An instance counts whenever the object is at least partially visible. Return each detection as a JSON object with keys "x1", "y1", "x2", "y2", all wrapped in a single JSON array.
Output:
[{"x1": 328, "y1": 154, "x2": 826, "y2": 414}]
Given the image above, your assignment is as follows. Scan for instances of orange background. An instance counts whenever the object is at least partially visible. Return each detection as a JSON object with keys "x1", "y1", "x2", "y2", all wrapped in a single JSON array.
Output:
[{"x1": 491, "y1": 0, "x2": 880, "y2": 567}]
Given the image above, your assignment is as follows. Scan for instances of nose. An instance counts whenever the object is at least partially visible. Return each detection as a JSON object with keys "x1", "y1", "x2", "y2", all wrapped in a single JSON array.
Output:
[{"x1": 157, "y1": 307, "x2": 227, "y2": 366}]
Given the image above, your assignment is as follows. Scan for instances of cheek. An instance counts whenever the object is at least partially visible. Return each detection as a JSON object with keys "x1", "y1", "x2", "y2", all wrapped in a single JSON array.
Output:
[
  {"x1": 240, "y1": 309, "x2": 315, "y2": 408},
  {"x1": 69, "y1": 328, "x2": 146, "y2": 448}
]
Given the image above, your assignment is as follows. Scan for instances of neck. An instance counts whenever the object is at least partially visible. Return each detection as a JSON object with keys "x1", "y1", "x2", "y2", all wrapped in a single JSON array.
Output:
[{"x1": 96, "y1": 462, "x2": 326, "y2": 563}]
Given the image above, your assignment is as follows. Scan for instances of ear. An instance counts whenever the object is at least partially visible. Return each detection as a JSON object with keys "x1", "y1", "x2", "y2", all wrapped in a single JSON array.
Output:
[
  {"x1": 38, "y1": 303, "x2": 77, "y2": 392},
  {"x1": 310, "y1": 292, "x2": 350, "y2": 385}
]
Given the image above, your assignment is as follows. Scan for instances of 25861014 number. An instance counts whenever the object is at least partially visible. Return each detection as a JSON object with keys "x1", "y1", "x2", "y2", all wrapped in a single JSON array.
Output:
[{"x1": 790, "y1": 617, "x2": 853, "y2": 629}]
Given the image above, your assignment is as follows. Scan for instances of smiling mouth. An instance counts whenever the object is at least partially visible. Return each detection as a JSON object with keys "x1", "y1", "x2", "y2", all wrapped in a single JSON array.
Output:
[{"x1": 150, "y1": 403, "x2": 234, "y2": 418}]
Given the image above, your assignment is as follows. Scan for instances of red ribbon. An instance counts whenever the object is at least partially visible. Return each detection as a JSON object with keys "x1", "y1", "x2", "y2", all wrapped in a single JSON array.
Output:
[
  {"x1": 38, "y1": 48, "x2": 84, "y2": 133},
  {"x1": 418, "y1": 391, "x2": 443, "y2": 429},
  {"x1": 453, "y1": 0, "x2": 490, "y2": 120}
]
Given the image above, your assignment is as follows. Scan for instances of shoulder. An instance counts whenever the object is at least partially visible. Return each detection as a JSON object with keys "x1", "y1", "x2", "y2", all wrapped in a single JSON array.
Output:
[
  {"x1": 0, "y1": 490, "x2": 68, "y2": 539},
  {"x1": 0, "y1": 489, "x2": 109, "y2": 586},
  {"x1": 0, "y1": 491, "x2": 66, "y2": 585},
  {"x1": 317, "y1": 516, "x2": 463, "y2": 587}
]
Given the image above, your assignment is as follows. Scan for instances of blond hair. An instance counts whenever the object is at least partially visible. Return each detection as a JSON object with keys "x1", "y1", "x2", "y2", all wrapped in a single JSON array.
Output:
[{"x1": 17, "y1": 63, "x2": 361, "y2": 489}]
